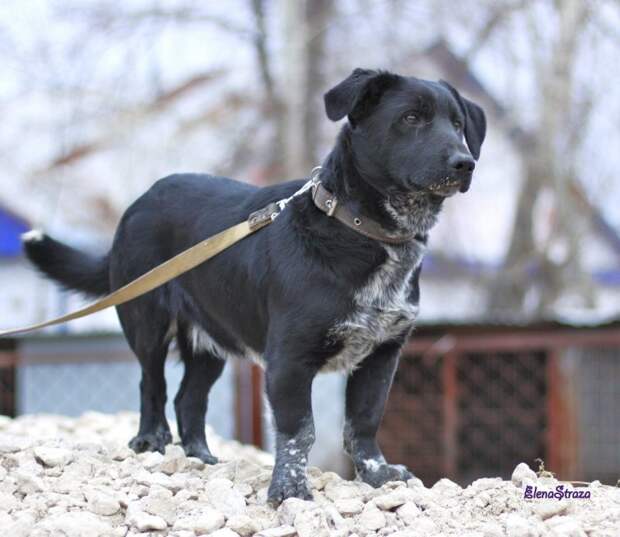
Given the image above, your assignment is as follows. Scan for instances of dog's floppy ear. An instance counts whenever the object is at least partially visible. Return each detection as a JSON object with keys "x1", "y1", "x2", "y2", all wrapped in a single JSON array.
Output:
[
  {"x1": 439, "y1": 80, "x2": 487, "y2": 160},
  {"x1": 324, "y1": 68, "x2": 399, "y2": 126}
]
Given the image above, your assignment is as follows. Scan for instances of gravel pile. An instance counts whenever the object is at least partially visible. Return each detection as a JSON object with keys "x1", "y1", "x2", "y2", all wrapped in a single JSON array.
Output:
[{"x1": 0, "y1": 412, "x2": 618, "y2": 536}]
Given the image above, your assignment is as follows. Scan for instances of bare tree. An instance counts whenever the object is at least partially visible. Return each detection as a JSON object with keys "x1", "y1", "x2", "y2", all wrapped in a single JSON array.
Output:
[{"x1": 486, "y1": 0, "x2": 596, "y2": 316}]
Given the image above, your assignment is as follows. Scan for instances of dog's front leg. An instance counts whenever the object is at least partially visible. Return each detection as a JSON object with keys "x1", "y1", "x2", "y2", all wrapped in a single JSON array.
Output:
[
  {"x1": 265, "y1": 359, "x2": 317, "y2": 505},
  {"x1": 344, "y1": 339, "x2": 414, "y2": 487}
]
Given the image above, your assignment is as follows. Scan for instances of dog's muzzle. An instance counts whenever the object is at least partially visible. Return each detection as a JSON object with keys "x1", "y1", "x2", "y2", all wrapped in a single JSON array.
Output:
[{"x1": 427, "y1": 176, "x2": 469, "y2": 197}]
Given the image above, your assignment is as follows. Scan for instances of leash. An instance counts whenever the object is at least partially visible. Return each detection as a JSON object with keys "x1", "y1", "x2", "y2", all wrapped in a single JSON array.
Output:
[
  {"x1": 0, "y1": 167, "x2": 421, "y2": 338},
  {"x1": 0, "y1": 172, "x2": 320, "y2": 338}
]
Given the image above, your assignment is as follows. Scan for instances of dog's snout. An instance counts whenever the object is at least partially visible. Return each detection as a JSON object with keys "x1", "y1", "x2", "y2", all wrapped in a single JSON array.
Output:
[{"x1": 448, "y1": 153, "x2": 475, "y2": 174}]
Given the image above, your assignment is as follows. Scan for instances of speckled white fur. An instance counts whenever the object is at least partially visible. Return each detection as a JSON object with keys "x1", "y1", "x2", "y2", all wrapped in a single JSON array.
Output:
[{"x1": 323, "y1": 240, "x2": 425, "y2": 373}]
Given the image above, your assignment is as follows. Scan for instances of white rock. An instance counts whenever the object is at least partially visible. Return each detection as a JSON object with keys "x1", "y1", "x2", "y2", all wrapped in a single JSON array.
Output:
[
  {"x1": 431, "y1": 478, "x2": 461, "y2": 493},
  {"x1": 277, "y1": 497, "x2": 315, "y2": 525},
  {"x1": 294, "y1": 508, "x2": 330, "y2": 537},
  {"x1": 226, "y1": 514, "x2": 262, "y2": 536},
  {"x1": 14, "y1": 470, "x2": 45, "y2": 495},
  {"x1": 395, "y1": 502, "x2": 421, "y2": 525},
  {"x1": 204, "y1": 477, "x2": 247, "y2": 517},
  {"x1": 255, "y1": 525, "x2": 297, "y2": 537},
  {"x1": 32, "y1": 511, "x2": 113, "y2": 537},
  {"x1": 533, "y1": 499, "x2": 569, "y2": 520},
  {"x1": 157, "y1": 444, "x2": 188, "y2": 475},
  {"x1": 0, "y1": 434, "x2": 30, "y2": 453},
  {"x1": 141, "y1": 485, "x2": 176, "y2": 524},
  {"x1": 358, "y1": 503, "x2": 386, "y2": 531},
  {"x1": 5, "y1": 512, "x2": 36, "y2": 537},
  {"x1": 126, "y1": 507, "x2": 167, "y2": 531},
  {"x1": 210, "y1": 528, "x2": 241, "y2": 537},
  {"x1": 335, "y1": 498, "x2": 364, "y2": 515},
  {"x1": 374, "y1": 488, "x2": 416, "y2": 510},
  {"x1": 511, "y1": 463, "x2": 538, "y2": 487},
  {"x1": 413, "y1": 516, "x2": 437, "y2": 535},
  {"x1": 323, "y1": 504, "x2": 349, "y2": 531},
  {"x1": 546, "y1": 515, "x2": 586, "y2": 537},
  {"x1": 324, "y1": 481, "x2": 365, "y2": 501},
  {"x1": 506, "y1": 513, "x2": 538, "y2": 537},
  {"x1": 86, "y1": 490, "x2": 121, "y2": 516},
  {"x1": 140, "y1": 451, "x2": 164, "y2": 469},
  {"x1": 33, "y1": 446, "x2": 73, "y2": 467},
  {"x1": 173, "y1": 506, "x2": 225, "y2": 534},
  {"x1": 0, "y1": 491, "x2": 19, "y2": 512}
]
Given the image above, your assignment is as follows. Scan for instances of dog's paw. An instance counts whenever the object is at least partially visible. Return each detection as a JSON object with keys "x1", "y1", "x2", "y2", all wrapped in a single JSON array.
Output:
[
  {"x1": 357, "y1": 460, "x2": 413, "y2": 488},
  {"x1": 183, "y1": 442, "x2": 219, "y2": 465},
  {"x1": 267, "y1": 469, "x2": 313, "y2": 506},
  {"x1": 129, "y1": 428, "x2": 172, "y2": 455}
]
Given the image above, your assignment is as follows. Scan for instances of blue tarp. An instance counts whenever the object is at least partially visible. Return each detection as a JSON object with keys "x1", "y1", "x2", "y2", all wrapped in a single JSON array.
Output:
[{"x1": 0, "y1": 208, "x2": 29, "y2": 257}]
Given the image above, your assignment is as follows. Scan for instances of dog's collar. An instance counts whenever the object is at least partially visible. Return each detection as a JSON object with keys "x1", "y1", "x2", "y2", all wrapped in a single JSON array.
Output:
[{"x1": 311, "y1": 181, "x2": 425, "y2": 245}]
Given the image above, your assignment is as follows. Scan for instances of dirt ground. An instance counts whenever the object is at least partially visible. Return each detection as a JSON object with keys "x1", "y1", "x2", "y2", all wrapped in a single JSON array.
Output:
[{"x1": 0, "y1": 412, "x2": 618, "y2": 536}]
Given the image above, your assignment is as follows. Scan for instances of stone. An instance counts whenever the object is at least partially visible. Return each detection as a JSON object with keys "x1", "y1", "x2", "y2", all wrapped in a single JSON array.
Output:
[
  {"x1": 86, "y1": 489, "x2": 121, "y2": 516},
  {"x1": 204, "y1": 477, "x2": 247, "y2": 517},
  {"x1": 358, "y1": 503, "x2": 386, "y2": 531},
  {"x1": 533, "y1": 499, "x2": 569, "y2": 520},
  {"x1": 414, "y1": 516, "x2": 438, "y2": 535},
  {"x1": 0, "y1": 491, "x2": 19, "y2": 512},
  {"x1": 210, "y1": 528, "x2": 241, "y2": 537},
  {"x1": 126, "y1": 506, "x2": 167, "y2": 532},
  {"x1": 141, "y1": 485, "x2": 176, "y2": 524},
  {"x1": 32, "y1": 511, "x2": 113, "y2": 537},
  {"x1": 173, "y1": 506, "x2": 225, "y2": 534},
  {"x1": 226, "y1": 514, "x2": 262, "y2": 536},
  {"x1": 374, "y1": 488, "x2": 416, "y2": 510},
  {"x1": 277, "y1": 497, "x2": 315, "y2": 525},
  {"x1": 0, "y1": 434, "x2": 30, "y2": 453},
  {"x1": 546, "y1": 515, "x2": 586, "y2": 537},
  {"x1": 140, "y1": 451, "x2": 164, "y2": 470},
  {"x1": 506, "y1": 513, "x2": 538, "y2": 537},
  {"x1": 157, "y1": 444, "x2": 188, "y2": 475},
  {"x1": 14, "y1": 470, "x2": 45, "y2": 495},
  {"x1": 431, "y1": 478, "x2": 462, "y2": 493},
  {"x1": 255, "y1": 525, "x2": 297, "y2": 537},
  {"x1": 294, "y1": 508, "x2": 330, "y2": 537},
  {"x1": 324, "y1": 480, "x2": 365, "y2": 501},
  {"x1": 335, "y1": 498, "x2": 365, "y2": 515},
  {"x1": 511, "y1": 463, "x2": 538, "y2": 487},
  {"x1": 33, "y1": 446, "x2": 73, "y2": 467},
  {"x1": 395, "y1": 501, "x2": 421, "y2": 525}
]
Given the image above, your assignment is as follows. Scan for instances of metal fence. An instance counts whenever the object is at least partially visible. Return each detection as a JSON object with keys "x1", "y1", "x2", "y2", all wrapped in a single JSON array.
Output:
[{"x1": 379, "y1": 321, "x2": 620, "y2": 486}]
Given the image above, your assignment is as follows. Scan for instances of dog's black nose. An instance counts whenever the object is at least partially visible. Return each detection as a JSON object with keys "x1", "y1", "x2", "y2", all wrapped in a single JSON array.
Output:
[{"x1": 448, "y1": 153, "x2": 475, "y2": 174}]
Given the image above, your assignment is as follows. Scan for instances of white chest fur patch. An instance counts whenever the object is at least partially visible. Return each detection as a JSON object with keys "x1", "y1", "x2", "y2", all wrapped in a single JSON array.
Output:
[
  {"x1": 323, "y1": 241, "x2": 425, "y2": 373},
  {"x1": 189, "y1": 325, "x2": 265, "y2": 367}
]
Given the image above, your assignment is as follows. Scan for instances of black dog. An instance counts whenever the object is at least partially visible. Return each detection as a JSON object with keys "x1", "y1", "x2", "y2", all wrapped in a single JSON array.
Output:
[{"x1": 23, "y1": 69, "x2": 485, "y2": 504}]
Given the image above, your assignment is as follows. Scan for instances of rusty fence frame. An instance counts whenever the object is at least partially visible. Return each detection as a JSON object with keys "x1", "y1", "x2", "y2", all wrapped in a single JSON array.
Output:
[{"x1": 403, "y1": 324, "x2": 620, "y2": 480}]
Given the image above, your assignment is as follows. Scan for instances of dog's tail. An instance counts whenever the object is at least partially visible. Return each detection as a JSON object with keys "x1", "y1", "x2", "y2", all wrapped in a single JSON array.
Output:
[{"x1": 22, "y1": 230, "x2": 110, "y2": 296}]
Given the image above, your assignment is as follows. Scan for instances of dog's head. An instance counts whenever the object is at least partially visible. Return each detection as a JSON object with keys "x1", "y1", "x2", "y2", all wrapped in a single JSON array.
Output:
[{"x1": 324, "y1": 69, "x2": 486, "y2": 198}]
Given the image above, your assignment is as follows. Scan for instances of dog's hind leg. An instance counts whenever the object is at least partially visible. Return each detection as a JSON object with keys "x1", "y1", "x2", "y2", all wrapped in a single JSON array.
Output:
[
  {"x1": 173, "y1": 324, "x2": 225, "y2": 464},
  {"x1": 117, "y1": 301, "x2": 173, "y2": 455}
]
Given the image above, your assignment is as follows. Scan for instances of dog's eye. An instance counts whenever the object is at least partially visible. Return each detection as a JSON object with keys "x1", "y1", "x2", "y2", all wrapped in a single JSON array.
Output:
[
  {"x1": 453, "y1": 119, "x2": 463, "y2": 131},
  {"x1": 403, "y1": 112, "x2": 420, "y2": 125}
]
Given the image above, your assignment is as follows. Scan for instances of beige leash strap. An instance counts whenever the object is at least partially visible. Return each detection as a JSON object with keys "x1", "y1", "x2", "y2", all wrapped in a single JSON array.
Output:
[{"x1": 0, "y1": 208, "x2": 275, "y2": 337}]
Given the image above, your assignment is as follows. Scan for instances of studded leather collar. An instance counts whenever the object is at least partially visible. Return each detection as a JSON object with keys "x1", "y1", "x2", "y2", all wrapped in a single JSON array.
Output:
[{"x1": 311, "y1": 182, "x2": 425, "y2": 245}]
